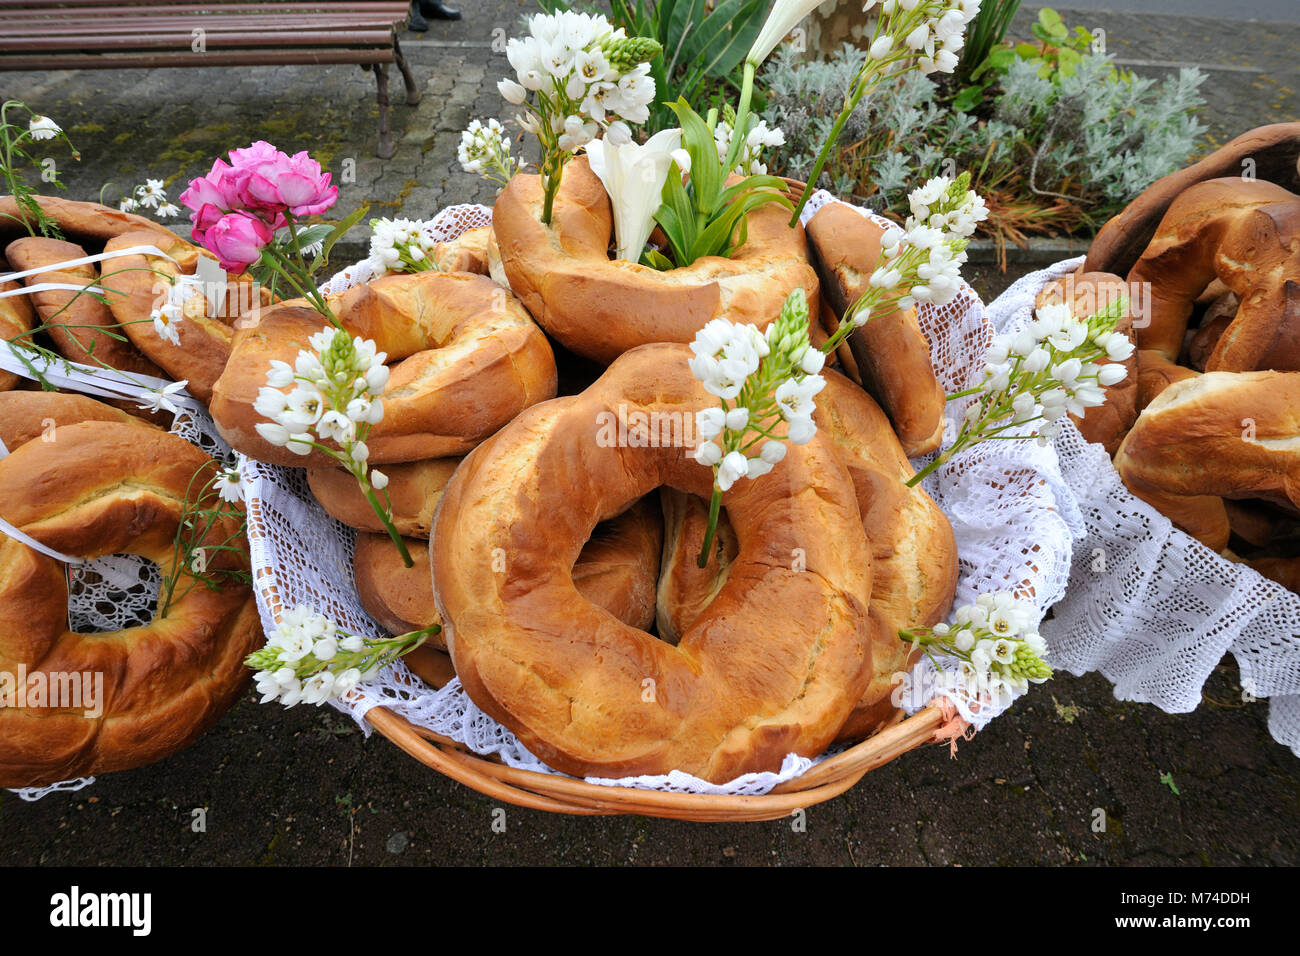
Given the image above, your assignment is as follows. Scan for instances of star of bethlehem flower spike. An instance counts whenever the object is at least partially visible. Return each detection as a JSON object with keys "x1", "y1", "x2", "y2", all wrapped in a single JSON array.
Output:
[
  {"x1": 820, "y1": 172, "x2": 988, "y2": 357},
  {"x1": 688, "y1": 287, "x2": 825, "y2": 567},
  {"x1": 910, "y1": 296, "x2": 1133, "y2": 488},
  {"x1": 786, "y1": 0, "x2": 984, "y2": 223},
  {"x1": 245, "y1": 604, "x2": 438, "y2": 708},
  {"x1": 900, "y1": 591, "x2": 1051, "y2": 712},
  {"x1": 366, "y1": 217, "x2": 442, "y2": 275},
  {"x1": 252, "y1": 324, "x2": 414, "y2": 568},
  {"x1": 456, "y1": 118, "x2": 519, "y2": 188},
  {"x1": 489, "y1": 11, "x2": 662, "y2": 225}
]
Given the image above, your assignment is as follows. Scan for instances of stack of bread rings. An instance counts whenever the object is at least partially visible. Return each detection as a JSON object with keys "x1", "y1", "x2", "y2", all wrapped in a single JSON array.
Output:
[
  {"x1": 197, "y1": 181, "x2": 963, "y2": 784},
  {"x1": 1050, "y1": 124, "x2": 1300, "y2": 596},
  {"x1": 0, "y1": 391, "x2": 262, "y2": 788},
  {"x1": 5, "y1": 150, "x2": 971, "y2": 788}
]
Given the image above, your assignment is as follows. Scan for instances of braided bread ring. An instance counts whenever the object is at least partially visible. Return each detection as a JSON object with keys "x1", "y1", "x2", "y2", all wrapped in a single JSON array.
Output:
[
  {"x1": 210, "y1": 271, "x2": 558, "y2": 467},
  {"x1": 492, "y1": 157, "x2": 820, "y2": 365},
  {"x1": 431, "y1": 343, "x2": 873, "y2": 782},
  {"x1": 0, "y1": 421, "x2": 260, "y2": 788}
]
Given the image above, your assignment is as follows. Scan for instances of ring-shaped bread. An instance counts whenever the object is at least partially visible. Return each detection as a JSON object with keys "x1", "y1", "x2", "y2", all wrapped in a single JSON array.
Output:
[
  {"x1": 492, "y1": 157, "x2": 820, "y2": 365},
  {"x1": 1128, "y1": 178, "x2": 1300, "y2": 372},
  {"x1": 0, "y1": 418, "x2": 261, "y2": 787},
  {"x1": 430, "y1": 343, "x2": 874, "y2": 783},
  {"x1": 210, "y1": 271, "x2": 558, "y2": 467}
]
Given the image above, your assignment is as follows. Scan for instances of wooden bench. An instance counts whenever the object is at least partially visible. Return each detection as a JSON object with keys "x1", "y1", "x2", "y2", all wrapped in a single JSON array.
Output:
[{"x1": 0, "y1": 0, "x2": 422, "y2": 158}]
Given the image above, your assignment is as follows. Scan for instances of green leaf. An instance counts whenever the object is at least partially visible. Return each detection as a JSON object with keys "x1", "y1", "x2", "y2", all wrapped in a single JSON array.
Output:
[
  {"x1": 311, "y1": 205, "x2": 370, "y2": 273},
  {"x1": 640, "y1": 248, "x2": 676, "y2": 271},
  {"x1": 1037, "y1": 7, "x2": 1063, "y2": 30},
  {"x1": 667, "y1": 98, "x2": 721, "y2": 216}
]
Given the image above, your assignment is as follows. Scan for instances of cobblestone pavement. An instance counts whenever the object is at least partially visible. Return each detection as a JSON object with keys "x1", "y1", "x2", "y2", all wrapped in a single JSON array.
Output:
[{"x1": 1, "y1": 4, "x2": 1298, "y2": 865}]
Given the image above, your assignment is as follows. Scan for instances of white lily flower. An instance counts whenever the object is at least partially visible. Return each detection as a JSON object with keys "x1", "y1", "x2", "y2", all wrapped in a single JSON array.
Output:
[
  {"x1": 748, "y1": 0, "x2": 826, "y2": 66},
  {"x1": 586, "y1": 128, "x2": 685, "y2": 263}
]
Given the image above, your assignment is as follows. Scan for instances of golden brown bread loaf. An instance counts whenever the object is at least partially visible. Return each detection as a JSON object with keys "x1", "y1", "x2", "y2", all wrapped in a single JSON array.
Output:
[
  {"x1": 806, "y1": 202, "x2": 946, "y2": 457},
  {"x1": 210, "y1": 271, "x2": 558, "y2": 467},
  {"x1": 1127, "y1": 178, "x2": 1300, "y2": 372},
  {"x1": 0, "y1": 421, "x2": 261, "y2": 788},
  {"x1": 434, "y1": 226, "x2": 492, "y2": 275},
  {"x1": 1085, "y1": 122, "x2": 1300, "y2": 277},
  {"x1": 0, "y1": 255, "x2": 36, "y2": 392},
  {"x1": 5, "y1": 236, "x2": 165, "y2": 377},
  {"x1": 0, "y1": 390, "x2": 160, "y2": 449},
  {"x1": 1136, "y1": 349, "x2": 1200, "y2": 412},
  {"x1": 431, "y1": 343, "x2": 875, "y2": 782},
  {"x1": 656, "y1": 370, "x2": 958, "y2": 741},
  {"x1": 1114, "y1": 371, "x2": 1300, "y2": 550},
  {"x1": 492, "y1": 157, "x2": 820, "y2": 365},
  {"x1": 1036, "y1": 271, "x2": 1140, "y2": 455},
  {"x1": 0, "y1": 195, "x2": 177, "y2": 249},
  {"x1": 311, "y1": 457, "x2": 461, "y2": 538}
]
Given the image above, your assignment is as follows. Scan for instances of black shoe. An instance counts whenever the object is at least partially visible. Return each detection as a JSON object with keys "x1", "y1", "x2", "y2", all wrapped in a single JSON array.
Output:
[
  {"x1": 408, "y1": 0, "x2": 430, "y2": 31},
  {"x1": 419, "y1": 0, "x2": 461, "y2": 20}
]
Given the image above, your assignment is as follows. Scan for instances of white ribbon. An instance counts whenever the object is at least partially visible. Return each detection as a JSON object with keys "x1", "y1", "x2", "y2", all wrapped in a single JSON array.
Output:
[
  {"x1": 0, "y1": 282, "x2": 105, "y2": 298},
  {"x1": 0, "y1": 512, "x2": 83, "y2": 565},
  {"x1": 0, "y1": 244, "x2": 176, "y2": 285},
  {"x1": 0, "y1": 340, "x2": 203, "y2": 415}
]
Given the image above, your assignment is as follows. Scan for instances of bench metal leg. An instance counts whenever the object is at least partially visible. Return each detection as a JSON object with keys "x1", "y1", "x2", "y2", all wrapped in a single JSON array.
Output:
[
  {"x1": 373, "y1": 62, "x2": 395, "y2": 159},
  {"x1": 394, "y1": 38, "x2": 422, "y2": 106}
]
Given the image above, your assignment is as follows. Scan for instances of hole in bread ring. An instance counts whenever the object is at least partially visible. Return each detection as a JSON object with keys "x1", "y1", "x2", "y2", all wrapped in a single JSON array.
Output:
[
  {"x1": 210, "y1": 272, "x2": 558, "y2": 467},
  {"x1": 0, "y1": 421, "x2": 260, "y2": 788},
  {"x1": 492, "y1": 157, "x2": 821, "y2": 365},
  {"x1": 430, "y1": 343, "x2": 875, "y2": 783}
]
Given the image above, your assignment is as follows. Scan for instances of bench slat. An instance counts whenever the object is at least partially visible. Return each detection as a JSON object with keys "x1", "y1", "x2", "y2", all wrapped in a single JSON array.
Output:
[
  {"x1": 7, "y1": 30, "x2": 396, "y2": 51},
  {"x1": 0, "y1": 0, "x2": 409, "y2": 7},
  {"x1": 1, "y1": 17, "x2": 407, "y2": 36},
  {"x1": 0, "y1": 48, "x2": 398, "y2": 69}
]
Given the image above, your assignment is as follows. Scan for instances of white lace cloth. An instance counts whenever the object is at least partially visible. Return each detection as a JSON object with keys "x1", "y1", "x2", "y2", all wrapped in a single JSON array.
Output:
[
  {"x1": 241, "y1": 194, "x2": 1081, "y2": 795},
  {"x1": 986, "y1": 258, "x2": 1300, "y2": 758}
]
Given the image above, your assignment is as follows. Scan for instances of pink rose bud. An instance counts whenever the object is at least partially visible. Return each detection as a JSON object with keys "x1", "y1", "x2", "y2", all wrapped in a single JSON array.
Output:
[
  {"x1": 204, "y1": 212, "x2": 273, "y2": 274},
  {"x1": 189, "y1": 202, "x2": 226, "y2": 245}
]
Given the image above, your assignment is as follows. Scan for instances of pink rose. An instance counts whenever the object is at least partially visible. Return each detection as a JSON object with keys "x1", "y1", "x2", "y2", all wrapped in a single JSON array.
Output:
[
  {"x1": 205, "y1": 212, "x2": 273, "y2": 274},
  {"x1": 179, "y1": 158, "x2": 240, "y2": 215},
  {"x1": 189, "y1": 202, "x2": 226, "y2": 245},
  {"x1": 227, "y1": 140, "x2": 282, "y2": 168},
  {"x1": 236, "y1": 148, "x2": 337, "y2": 218}
]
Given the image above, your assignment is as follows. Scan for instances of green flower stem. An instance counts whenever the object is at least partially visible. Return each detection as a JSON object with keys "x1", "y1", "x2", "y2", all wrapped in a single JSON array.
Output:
[
  {"x1": 696, "y1": 485, "x2": 723, "y2": 569},
  {"x1": 297, "y1": 436, "x2": 412, "y2": 569},
  {"x1": 725, "y1": 60, "x2": 758, "y2": 177},
  {"x1": 353, "y1": 465, "x2": 414, "y2": 569},
  {"x1": 787, "y1": 3, "x2": 936, "y2": 226}
]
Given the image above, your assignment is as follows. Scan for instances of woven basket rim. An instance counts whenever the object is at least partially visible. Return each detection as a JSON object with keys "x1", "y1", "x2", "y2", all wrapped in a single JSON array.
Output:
[{"x1": 365, "y1": 700, "x2": 946, "y2": 820}]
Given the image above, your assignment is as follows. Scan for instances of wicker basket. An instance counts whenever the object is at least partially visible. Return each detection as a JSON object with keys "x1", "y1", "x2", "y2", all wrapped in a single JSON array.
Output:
[
  {"x1": 366, "y1": 702, "x2": 946, "y2": 820},
  {"x1": 244, "y1": 196, "x2": 1059, "y2": 821}
]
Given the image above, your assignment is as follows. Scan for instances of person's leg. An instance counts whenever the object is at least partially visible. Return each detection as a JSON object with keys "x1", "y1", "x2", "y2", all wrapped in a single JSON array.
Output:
[
  {"x1": 419, "y1": 0, "x2": 461, "y2": 20},
  {"x1": 408, "y1": 0, "x2": 429, "y2": 31}
]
